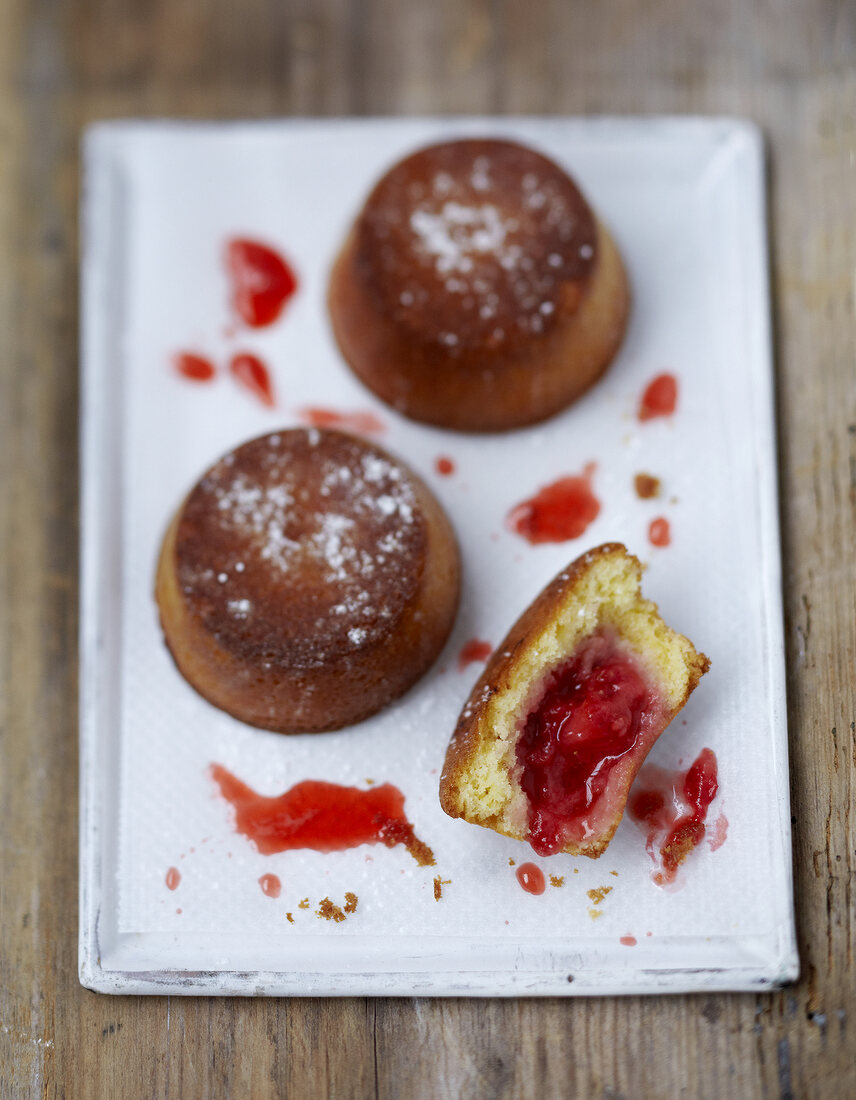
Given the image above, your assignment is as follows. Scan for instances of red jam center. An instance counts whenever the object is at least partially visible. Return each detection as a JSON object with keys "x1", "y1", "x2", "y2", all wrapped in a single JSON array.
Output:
[
  {"x1": 516, "y1": 632, "x2": 653, "y2": 856},
  {"x1": 226, "y1": 238, "x2": 298, "y2": 327},
  {"x1": 210, "y1": 765, "x2": 435, "y2": 866}
]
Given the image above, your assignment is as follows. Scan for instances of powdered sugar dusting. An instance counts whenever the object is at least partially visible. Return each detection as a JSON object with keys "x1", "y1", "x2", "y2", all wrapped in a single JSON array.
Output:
[
  {"x1": 176, "y1": 429, "x2": 427, "y2": 662},
  {"x1": 360, "y1": 139, "x2": 597, "y2": 348}
]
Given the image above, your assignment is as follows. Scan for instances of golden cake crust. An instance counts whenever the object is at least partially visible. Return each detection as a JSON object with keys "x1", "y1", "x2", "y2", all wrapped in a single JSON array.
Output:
[
  {"x1": 328, "y1": 138, "x2": 630, "y2": 432},
  {"x1": 156, "y1": 428, "x2": 461, "y2": 733},
  {"x1": 439, "y1": 543, "x2": 710, "y2": 857}
]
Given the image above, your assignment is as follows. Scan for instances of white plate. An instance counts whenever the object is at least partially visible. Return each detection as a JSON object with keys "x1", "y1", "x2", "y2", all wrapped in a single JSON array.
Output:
[{"x1": 79, "y1": 117, "x2": 797, "y2": 996}]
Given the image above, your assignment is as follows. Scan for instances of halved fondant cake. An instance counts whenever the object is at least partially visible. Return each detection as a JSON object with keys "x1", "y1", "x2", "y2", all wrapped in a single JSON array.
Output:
[{"x1": 439, "y1": 544, "x2": 709, "y2": 857}]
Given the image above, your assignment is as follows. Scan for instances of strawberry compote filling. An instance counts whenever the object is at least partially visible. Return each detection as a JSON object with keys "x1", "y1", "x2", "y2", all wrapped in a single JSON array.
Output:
[{"x1": 516, "y1": 630, "x2": 661, "y2": 856}]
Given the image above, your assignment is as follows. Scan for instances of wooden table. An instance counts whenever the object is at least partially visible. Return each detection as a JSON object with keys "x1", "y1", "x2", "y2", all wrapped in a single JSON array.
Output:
[{"x1": 1, "y1": 2, "x2": 853, "y2": 1096}]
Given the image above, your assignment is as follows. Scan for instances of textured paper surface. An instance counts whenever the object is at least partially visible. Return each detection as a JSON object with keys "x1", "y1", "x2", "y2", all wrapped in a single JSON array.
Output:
[{"x1": 80, "y1": 118, "x2": 796, "y2": 994}]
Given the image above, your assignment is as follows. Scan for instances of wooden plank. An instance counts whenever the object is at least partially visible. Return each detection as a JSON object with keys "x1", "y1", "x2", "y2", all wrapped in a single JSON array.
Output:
[{"x1": 0, "y1": 1, "x2": 854, "y2": 1096}]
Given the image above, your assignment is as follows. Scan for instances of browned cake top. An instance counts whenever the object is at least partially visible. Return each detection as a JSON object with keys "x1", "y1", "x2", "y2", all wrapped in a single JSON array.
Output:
[
  {"x1": 353, "y1": 138, "x2": 597, "y2": 354},
  {"x1": 174, "y1": 429, "x2": 427, "y2": 669}
]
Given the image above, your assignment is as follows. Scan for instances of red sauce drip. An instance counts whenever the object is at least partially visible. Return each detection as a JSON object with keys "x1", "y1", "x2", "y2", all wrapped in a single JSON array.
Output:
[
  {"x1": 296, "y1": 406, "x2": 386, "y2": 435},
  {"x1": 435, "y1": 456, "x2": 456, "y2": 476},
  {"x1": 516, "y1": 863, "x2": 546, "y2": 895},
  {"x1": 226, "y1": 238, "x2": 298, "y2": 327},
  {"x1": 229, "y1": 352, "x2": 276, "y2": 407},
  {"x1": 516, "y1": 631, "x2": 654, "y2": 857},
  {"x1": 508, "y1": 463, "x2": 599, "y2": 544},
  {"x1": 648, "y1": 517, "x2": 671, "y2": 547},
  {"x1": 620, "y1": 934, "x2": 637, "y2": 946},
  {"x1": 210, "y1": 765, "x2": 435, "y2": 866},
  {"x1": 259, "y1": 873, "x2": 282, "y2": 898},
  {"x1": 628, "y1": 748, "x2": 719, "y2": 885},
  {"x1": 165, "y1": 867, "x2": 181, "y2": 891},
  {"x1": 457, "y1": 638, "x2": 492, "y2": 671},
  {"x1": 638, "y1": 373, "x2": 678, "y2": 421},
  {"x1": 174, "y1": 352, "x2": 216, "y2": 382}
]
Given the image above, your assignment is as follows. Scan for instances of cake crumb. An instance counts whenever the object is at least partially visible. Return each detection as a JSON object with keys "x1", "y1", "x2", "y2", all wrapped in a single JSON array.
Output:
[
  {"x1": 549, "y1": 875, "x2": 565, "y2": 888},
  {"x1": 587, "y1": 886, "x2": 613, "y2": 906},
  {"x1": 298, "y1": 898, "x2": 310, "y2": 910},
  {"x1": 610, "y1": 870, "x2": 619, "y2": 877},
  {"x1": 317, "y1": 897, "x2": 347, "y2": 922},
  {"x1": 377, "y1": 817, "x2": 436, "y2": 866},
  {"x1": 573, "y1": 868, "x2": 579, "y2": 874},
  {"x1": 634, "y1": 472, "x2": 661, "y2": 499},
  {"x1": 286, "y1": 912, "x2": 294, "y2": 924},
  {"x1": 433, "y1": 876, "x2": 451, "y2": 900},
  {"x1": 365, "y1": 778, "x2": 375, "y2": 786},
  {"x1": 344, "y1": 892, "x2": 358, "y2": 914},
  {"x1": 588, "y1": 908, "x2": 604, "y2": 921},
  {"x1": 508, "y1": 858, "x2": 516, "y2": 866}
]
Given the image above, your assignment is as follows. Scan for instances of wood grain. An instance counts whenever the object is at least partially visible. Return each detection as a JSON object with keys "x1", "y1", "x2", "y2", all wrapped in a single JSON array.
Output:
[{"x1": 1, "y1": 1, "x2": 854, "y2": 1096}]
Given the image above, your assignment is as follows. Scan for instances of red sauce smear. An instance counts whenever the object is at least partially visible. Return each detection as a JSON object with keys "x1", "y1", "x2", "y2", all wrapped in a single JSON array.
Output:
[
  {"x1": 628, "y1": 748, "x2": 719, "y2": 885},
  {"x1": 508, "y1": 462, "x2": 599, "y2": 544},
  {"x1": 258, "y1": 873, "x2": 282, "y2": 898},
  {"x1": 457, "y1": 638, "x2": 492, "y2": 671},
  {"x1": 210, "y1": 764, "x2": 435, "y2": 866},
  {"x1": 229, "y1": 352, "x2": 276, "y2": 407},
  {"x1": 296, "y1": 406, "x2": 386, "y2": 435},
  {"x1": 226, "y1": 238, "x2": 298, "y2": 327},
  {"x1": 435, "y1": 456, "x2": 456, "y2": 476},
  {"x1": 174, "y1": 352, "x2": 216, "y2": 382},
  {"x1": 620, "y1": 934, "x2": 637, "y2": 946},
  {"x1": 516, "y1": 863, "x2": 546, "y2": 895},
  {"x1": 516, "y1": 630, "x2": 655, "y2": 857},
  {"x1": 165, "y1": 867, "x2": 181, "y2": 891},
  {"x1": 648, "y1": 516, "x2": 671, "y2": 547},
  {"x1": 638, "y1": 373, "x2": 678, "y2": 421}
]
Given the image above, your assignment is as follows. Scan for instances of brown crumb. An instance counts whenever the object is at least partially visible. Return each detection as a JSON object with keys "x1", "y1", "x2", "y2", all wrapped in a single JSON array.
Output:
[
  {"x1": 573, "y1": 868, "x2": 579, "y2": 874},
  {"x1": 286, "y1": 912, "x2": 294, "y2": 924},
  {"x1": 610, "y1": 870, "x2": 619, "y2": 877},
  {"x1": 298, "y1": 898, "x2": 310, "y2": 910},
  {"x1": 508, "y1": 858, "x2": 516, "y2": 866},
  {"x1": 365, "y1": 778, "x2": 375, "y2": 786},
  {"x1": 433, "y1": 876, "x2": 451, "y2": 900},
  {"x1": 587, "y1": 886, "x2": 613, "y2": 906},
  {"x1": 549, "y1": 875, "x2": 565, "y2": 888},
  {"x1": 316, "y1": 897, "x2": 346, "y2": 922},
  {"x1": 634, "y1": 472, "x2": 661, "y2": 499},
  {"x1": 376, "y1": 816, "x2": 436, "y2": 866},
  {"x1": 344, "y1": 892, "x2": 358, "y2": 914},
  {"x1": 588, "y1": 907, "x2": 604, "y2": 921}
]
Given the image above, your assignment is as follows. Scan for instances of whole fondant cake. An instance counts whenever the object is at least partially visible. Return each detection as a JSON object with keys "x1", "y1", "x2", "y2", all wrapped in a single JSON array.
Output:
[
  {"x1": 328, "y1": 138, "x2": 630, "y2": 431},
  {"x1": 156, "y1": 428, "x2": 461, "y2": 733}
]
